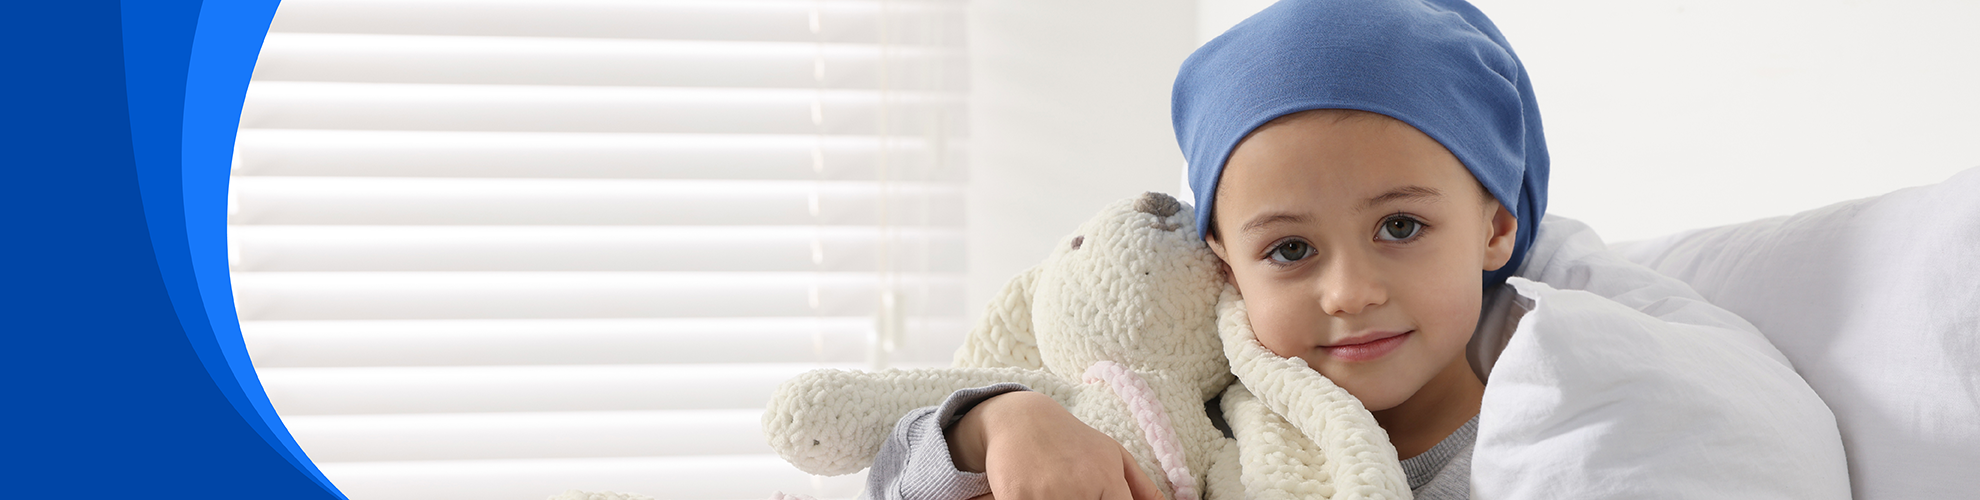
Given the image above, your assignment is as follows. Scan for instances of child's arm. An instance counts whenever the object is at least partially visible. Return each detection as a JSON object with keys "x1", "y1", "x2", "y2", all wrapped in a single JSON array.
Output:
[
  {"x1": 862, "y1": 383, "x2": 1026, "y2": 500},
  {"x1": 944, "y1": 391, "x2": 1162, "y2": 500}
]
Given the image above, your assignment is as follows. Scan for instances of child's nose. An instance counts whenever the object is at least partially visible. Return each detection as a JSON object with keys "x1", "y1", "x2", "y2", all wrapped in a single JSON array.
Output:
[{"x1": 1317, "y1": 254, "x2": 1387, "y2": 316}]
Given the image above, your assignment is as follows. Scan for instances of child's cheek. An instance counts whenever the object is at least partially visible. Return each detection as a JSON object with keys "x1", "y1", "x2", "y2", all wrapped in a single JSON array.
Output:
[
  {"x1": 1246, "y1": 290, "x2": 1321, "y2": 360},
  {"x1": 1252, "y1": 319, "x2": 1308, "y2": 360}
]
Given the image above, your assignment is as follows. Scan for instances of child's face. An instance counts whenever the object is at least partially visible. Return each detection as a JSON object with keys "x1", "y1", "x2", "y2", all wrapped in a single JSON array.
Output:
[{"x1": 1206, "y1": 111, "x2": 1518, "y2": 412}]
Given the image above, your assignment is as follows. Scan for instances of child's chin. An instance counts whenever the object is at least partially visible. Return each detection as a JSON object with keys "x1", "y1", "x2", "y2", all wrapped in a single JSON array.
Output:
[
  {"x1": 1355, "y1": 392, "x2": 1413, "y2": 412},
  {"x1": 1330, "y1": 376, "x2": 1415, "y2": 412}
]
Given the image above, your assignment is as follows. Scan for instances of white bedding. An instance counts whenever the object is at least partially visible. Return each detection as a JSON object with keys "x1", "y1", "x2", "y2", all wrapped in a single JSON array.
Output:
[
  {"x1": 1472, "y1": 215, "x2": 1850, "y2": 500},
  {"x1": 1609, "y1": 166, "x2": 1980, "y2": 500}
]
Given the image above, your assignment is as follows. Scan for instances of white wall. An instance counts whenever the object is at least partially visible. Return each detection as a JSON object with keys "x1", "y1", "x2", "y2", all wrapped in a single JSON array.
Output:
[
  {"x1": 964, "y1": 0, "x2": 1980, "y2": 319},
  {"x1": 964, "y1": 0, "x2": 1199, "y2": 322},
  {"x1": 1198, "y1": 0, "x2": 1280, "y2": 44},
  {"x1": 1474, "y1": 0, "x2": 1980, "y2": 242}
]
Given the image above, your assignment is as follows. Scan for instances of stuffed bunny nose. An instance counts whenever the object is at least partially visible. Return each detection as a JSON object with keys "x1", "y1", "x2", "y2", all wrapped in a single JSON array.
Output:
[{"x1": 1136, "y1": 192, "x2": 1183, "y2": 217}]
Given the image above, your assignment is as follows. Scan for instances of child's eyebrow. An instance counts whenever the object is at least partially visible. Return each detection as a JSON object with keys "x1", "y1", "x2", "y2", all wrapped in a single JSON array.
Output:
[
  {"x1": 1240, "y1": 212, "x2": 1309, "y2": 236},
  {"x1": 1356, "y1": 185, "x2": 1443, "y2": 213},
  {"x1": 1238, "y1": 186, "x2": 1444, "y2": 237}
]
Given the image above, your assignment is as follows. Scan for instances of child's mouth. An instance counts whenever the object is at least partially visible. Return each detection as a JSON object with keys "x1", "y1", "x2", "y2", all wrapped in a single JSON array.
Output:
[{"x1": 1322, "y1": 331, "x2": 1411, "y2": 362}]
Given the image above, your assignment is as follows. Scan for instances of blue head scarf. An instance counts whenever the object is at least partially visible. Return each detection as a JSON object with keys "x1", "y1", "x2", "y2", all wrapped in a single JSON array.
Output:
[{"x1": 1174, "y1": 0, "x2": 1549, "y2": 287}]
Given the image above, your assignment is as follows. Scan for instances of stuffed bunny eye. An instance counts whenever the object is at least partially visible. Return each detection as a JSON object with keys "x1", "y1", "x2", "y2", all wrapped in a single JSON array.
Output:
[{"x1": 1071, "y1": 236, "x2": 1084, "y2": 250}]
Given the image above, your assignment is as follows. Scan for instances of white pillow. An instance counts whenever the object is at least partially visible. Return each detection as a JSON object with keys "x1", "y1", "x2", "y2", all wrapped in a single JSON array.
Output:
[
  {"x1": 1472, "y1": 216, "x2": 1850, "y2": 500},
  {"x1": 1610, "y1": 166, "x2": 1980, "y2": 500}
]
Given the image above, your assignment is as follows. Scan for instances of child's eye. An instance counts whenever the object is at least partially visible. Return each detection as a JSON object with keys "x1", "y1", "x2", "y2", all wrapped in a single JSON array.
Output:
[
  {"x1": 1268, "y1": 240, "x2": 1313, "y2": 264},
  {"x1": 1377, "y1": 216, "x2": 1424, "y2": 241}
]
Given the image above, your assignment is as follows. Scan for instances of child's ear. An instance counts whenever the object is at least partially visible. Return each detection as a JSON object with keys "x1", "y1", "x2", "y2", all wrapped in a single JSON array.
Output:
[
  {"x1": 1205, "y1": 235, "x2": 1242, "y2": 294},
  {"x1": 1482, "y1": 203, "x2": 1519, "y2": 272}
]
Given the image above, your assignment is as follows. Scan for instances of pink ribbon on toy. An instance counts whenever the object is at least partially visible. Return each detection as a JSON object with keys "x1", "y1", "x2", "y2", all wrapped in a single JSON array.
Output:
[{"x1": 1084, "y1": 360, "x2": 1197, "y2": 500}]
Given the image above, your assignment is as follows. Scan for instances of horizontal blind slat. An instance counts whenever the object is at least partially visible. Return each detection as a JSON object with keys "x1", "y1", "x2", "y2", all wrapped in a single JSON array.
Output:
[
  {"x1": 240, "y1": 81, "x2": 962, "y2": 135},
  {"x1": 242, "y1": 317, "x2": 914, "y2": 367},
  {"x1": 255, "y1": 33, "x2": 962, "y2": 89},
  {"x1": 233, "y1": 271, "x2": 965, "y2": 320},
  {"x1": 236, "y1": 129, "x2": 965, "y2": 181},
  {"x1": 230, "y1": 177, "x2": 966, "y2": 226},
  {"x1": 284, "y1": 409, "x2": 772, "y2": 461},
  {"x1": 260, "y1": 363, "x2": 890, "y2": 414},
  {"x1": 318, "y1": 454, "x2": 865, "y2": 500},
  {"x1": 270, "y1": 0, "x2": 962, "y2": 45},
  {"x1": 232, "y1": 225, "x2": 964, "y2": 272}
]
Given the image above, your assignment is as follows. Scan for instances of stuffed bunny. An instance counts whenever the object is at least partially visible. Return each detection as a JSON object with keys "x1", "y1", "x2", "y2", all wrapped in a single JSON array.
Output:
[
  {"x1": 758, "y1": 191, "x2": 1409, "y2": 500},
  {"x1": 763, "y1": 192, "x2": 1237, "y2": 500}
]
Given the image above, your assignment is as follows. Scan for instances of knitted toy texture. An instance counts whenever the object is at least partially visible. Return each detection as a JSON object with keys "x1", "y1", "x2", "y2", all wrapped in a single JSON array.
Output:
[
  {"x1": 1217, "y1": 288, "x2": 1412, "y2": 500},
  {"x1": 756, "y1": 191, "x2": 1410, "y2": 500},
  {"x1": 762, "y1": 192, "x2": 1236, "y2": 500}
]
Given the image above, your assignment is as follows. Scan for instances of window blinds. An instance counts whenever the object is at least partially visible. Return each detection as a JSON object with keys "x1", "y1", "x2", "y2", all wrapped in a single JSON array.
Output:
[{"x1": 231, "y1": 1, "x2": 967, "y2": 498}]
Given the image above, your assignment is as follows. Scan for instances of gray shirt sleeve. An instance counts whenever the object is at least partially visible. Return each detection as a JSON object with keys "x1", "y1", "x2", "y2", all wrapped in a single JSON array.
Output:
[{"x1": 860, "y1": 383, "x2": 1032, "y2": 500}]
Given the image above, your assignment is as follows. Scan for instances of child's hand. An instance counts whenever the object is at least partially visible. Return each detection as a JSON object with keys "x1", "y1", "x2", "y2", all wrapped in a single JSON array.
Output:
[{"x1": 947, "y1": 391, "x2": 1164, "y2": 500}]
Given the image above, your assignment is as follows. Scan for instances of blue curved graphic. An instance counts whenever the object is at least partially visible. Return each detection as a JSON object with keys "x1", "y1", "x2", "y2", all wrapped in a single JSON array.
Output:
[{"x1": 4, "y1": 1, "x2": 342, "y2": 497}]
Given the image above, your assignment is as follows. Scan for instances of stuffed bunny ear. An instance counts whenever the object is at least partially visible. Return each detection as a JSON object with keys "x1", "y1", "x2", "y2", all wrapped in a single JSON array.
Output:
[
  {"x1": 953, "y1": 265, "x2": 1044, "y2": 369},
  {"x1": 1216, "y1": 285, "x2": 1412, "y2": 499}
]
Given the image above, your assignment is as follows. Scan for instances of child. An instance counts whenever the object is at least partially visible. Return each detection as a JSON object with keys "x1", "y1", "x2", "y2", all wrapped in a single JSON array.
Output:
[{"x1": 867, "y1": 0, "x2": 1543, "y2": 498}]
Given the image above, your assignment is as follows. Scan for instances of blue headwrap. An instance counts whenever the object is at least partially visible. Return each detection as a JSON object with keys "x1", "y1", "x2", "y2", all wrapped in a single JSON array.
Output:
[{"x1": 1174, "y1": 0, "x2": 1549, "y2": 287}]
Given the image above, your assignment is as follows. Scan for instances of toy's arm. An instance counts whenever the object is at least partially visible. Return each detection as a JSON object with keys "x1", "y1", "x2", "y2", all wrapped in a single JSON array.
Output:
[
  {"x1": 761, "y1": 366, "x2": 1075, "y2": 476},
  {"x1": 953, "y1": 266, "x2": 1045, "y2": 370},
  {"x1": 1216, "y1": 287, "x2": 1411, "y2": 499}
]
